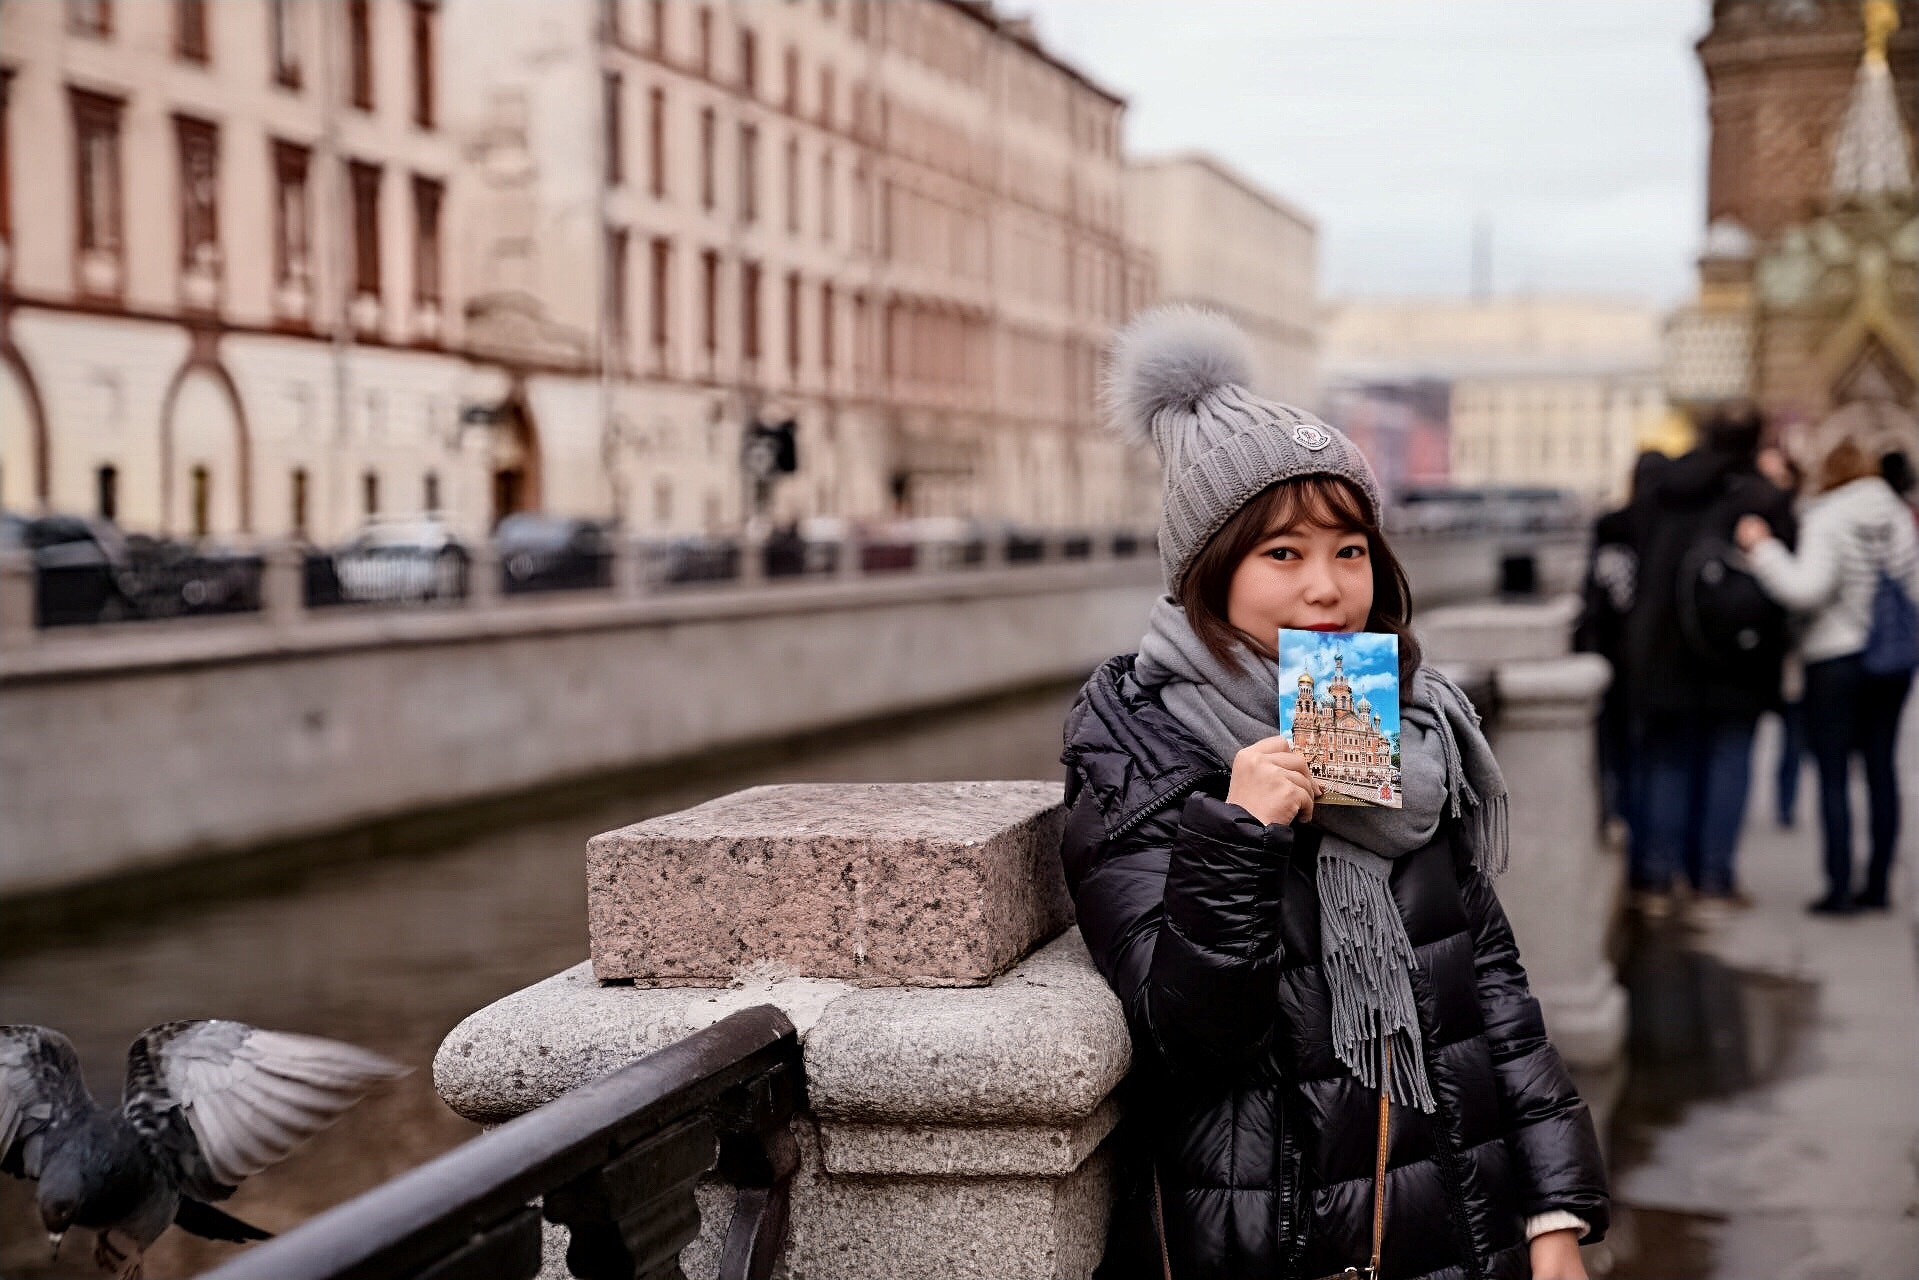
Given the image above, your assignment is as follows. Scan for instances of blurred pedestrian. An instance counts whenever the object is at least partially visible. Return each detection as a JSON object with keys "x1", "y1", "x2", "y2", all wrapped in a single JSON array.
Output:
[
  {"x1": 1577, "y1": 452, "x2": 1666, "y2": 845},
  {"x1": 1756, "y1": 447, "x2": 1808, "y2": 829},
  {"x1": 1736, "y1": 438, "x2": 1919, "y2": 913},
  {"x1": 1063, "y1": 307, "x2": 1607, "y2": 1280},
  {"x1": 1624, "y1": 407, "x2": 1795, "y2": 918}
]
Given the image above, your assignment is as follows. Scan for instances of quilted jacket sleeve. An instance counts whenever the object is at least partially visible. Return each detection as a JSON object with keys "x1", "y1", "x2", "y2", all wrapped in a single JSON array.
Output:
[
  {"x1": 1460, "y1": 867, "x2": 1611, "y2": 1242},
  {"x1": 1061, "y1": 772, "x2": 1290, "y2": 1082}
]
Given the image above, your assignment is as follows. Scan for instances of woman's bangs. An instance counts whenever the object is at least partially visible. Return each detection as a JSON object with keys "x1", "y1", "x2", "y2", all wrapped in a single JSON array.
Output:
[{"x1": 1260, "y1": 476, "x2": 1374, "y2": 536}]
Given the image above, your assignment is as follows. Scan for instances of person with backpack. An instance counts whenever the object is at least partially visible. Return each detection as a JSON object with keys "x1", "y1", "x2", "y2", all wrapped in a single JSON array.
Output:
[
  {"x1": 1622, "y1": 407, "x2": 1796, "y2": 919},
  {"x1": 1060, "y1": 307, "x2": 1607, "y2": 1279},
  {"x1": 1735, "y1": 438, "x2": 1919, "y2": 913}
]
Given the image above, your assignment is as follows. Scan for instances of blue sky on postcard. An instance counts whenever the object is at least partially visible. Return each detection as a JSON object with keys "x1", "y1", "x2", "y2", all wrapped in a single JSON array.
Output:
[{"x1": 1277, "y1": 630, "x2": 1401, "y2": 742}]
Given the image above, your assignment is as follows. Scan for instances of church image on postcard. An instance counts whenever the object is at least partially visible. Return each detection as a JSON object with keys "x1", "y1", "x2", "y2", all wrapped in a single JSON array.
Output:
[{"x1": 1277, "y1": 630, "x2": 1403, "y2": 809}]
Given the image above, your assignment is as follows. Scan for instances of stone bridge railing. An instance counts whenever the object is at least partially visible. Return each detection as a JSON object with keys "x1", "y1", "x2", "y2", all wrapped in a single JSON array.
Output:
[{"x1": 425, "y1": 597, "x2": 1624, "y2": 1279}]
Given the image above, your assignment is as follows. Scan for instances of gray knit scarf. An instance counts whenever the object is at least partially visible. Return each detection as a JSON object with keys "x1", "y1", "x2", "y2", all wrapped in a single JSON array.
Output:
[{"x1": 1131, "y1": 596, "x2": 1508, "y2": 1113}]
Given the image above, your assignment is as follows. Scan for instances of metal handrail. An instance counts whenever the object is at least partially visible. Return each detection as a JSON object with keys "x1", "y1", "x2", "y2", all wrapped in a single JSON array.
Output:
[{"x1": 197, "y1": 1005, "x2": 802, "y2": 1280}]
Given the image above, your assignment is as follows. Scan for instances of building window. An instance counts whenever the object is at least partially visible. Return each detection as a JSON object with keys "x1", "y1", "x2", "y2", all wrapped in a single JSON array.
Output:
[
  {"x1": 411, "y1": 1, "x2": 437, "y2": 128},
  {"x1": 191, "y1": 466, "x2": 212, "y2": 538},
  {"x1": 270, "y1": 0, "x2": 301, "y2": 89},
  {"x1": 412, "y1": 175, "x2": 443, "y2": 306},
  {"x1": 362, "y1": 470, "x2": 380, "y2": 517},
  {"x1": 349, "y1": 160, "x2": 381, "y2": 299},
  {"x1": 348, "y1": 0, "x2": 374, "y2": 109},
  {"x1": 739, "y1": 27, "x2": 757, "y2": 95},
  {"x1": 649, "y1": 0, "x2": 665, "y2": 51},
  {"x1": 96, "y1": 465, "x2": 118, "y2": 521},
  {"x1": 68, "y1": 0, "x2": 111, "y2": 37},
  {"x1": 648, "y1": 87, "x2": 666, "y2": 197},
  {"x1": 604, "y1": 72, "x2": 623, "y2": 186},
  {"x1": 741, "y1": 261, "x2": 761, "y2": 363},
  {"x1": 272, "y1": 140, "x2": 312, "y2": 290},
  {"x1": 820, "y1": 283, "x2": 835, "y2": 372},
  {"x1": 785, "y1": 271, "x2": 801, "y2": 377},
  {"x1": 784, "y1": 135, "x2": 799, "y2": 234},
  {"x1": 852, "y1": 161, "x2": 869, "y2": 252},
  {"x1": 700, "y1": 107, "x2": 716, "y2": 210},
  {"x1": 70, "y1": 89, "x2": 125, "y2": 297},
  {"x1": 818, "y1": 67, "x2": 834, "y2": 128},
  {"x1": 424, "y1": 470, "x2": 440, "y2": 511},
  {"x1": 174, "y1": 115, "x2": 219, "y2": 278},
  {"x1": 819, "y1": 151, "x2": 833, "y2": 242},
  {"x1": 697, "y1": 7, "x2": 713, "y2": 77},
  {"x1": 291, "y1": 467, "x2": 310, "y2": 535},
  {"x1": 649, "y1": 237, "x2": 671, "y2": 359},
  {"x1": 653, "y1": 477, "x2": 673, "y2": 524},
  {"x1": 738, "y1": 122, "x2": 757, "y2": 223},
  {"x1": 600, "y1": 0, "x2": 620, "y2": 41},
  {"x1": 701, "y1": 249, "x2": 719, "y2": 358},
  {"x1": 852, "y1": 291, "x2": 867, "y2": 385},
  {"x1": 176, "y1": 0, "x2": 209, "y2": 62},
  {"x1": 606, "y1": 225, "x2": 629, "y2": 354},
  {"x1": 784, "y1": 46, "x2": 799, "y2": 112}
]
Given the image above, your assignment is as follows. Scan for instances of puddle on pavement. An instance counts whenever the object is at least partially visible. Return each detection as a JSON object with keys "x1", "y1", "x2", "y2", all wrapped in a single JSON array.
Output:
[{"x1": 1600, "y1": 917, "x2": 1818, "y2": 1279}]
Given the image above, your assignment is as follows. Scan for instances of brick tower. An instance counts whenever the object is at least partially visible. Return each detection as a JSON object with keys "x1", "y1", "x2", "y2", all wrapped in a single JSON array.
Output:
[{"x1": 1699, "y1": 0, "x2": 1919, "y2": 239}]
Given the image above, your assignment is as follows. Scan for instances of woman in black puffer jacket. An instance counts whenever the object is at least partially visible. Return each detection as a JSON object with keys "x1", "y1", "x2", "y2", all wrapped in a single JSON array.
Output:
[{"x1": 1061, "y1": 309, "x2": 1608, "y2": 1280}]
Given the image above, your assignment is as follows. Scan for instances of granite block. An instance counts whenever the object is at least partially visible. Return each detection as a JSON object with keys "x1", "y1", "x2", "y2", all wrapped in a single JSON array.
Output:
[
  {"x1": 433, "y1": 962, "x2": 854, "y2": 1124},
  {"x1": 804, "y1": 930, "x2": 1132, "y2": 1125},
  {"x1": 587, "y1": 780, "x2": 1072, "y2": 985}
]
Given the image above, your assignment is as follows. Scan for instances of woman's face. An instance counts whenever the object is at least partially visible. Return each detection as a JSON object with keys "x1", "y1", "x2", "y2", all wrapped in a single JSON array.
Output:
[{"x1": 1225, "y1": 521, "x2": 1375, "y2": 645}]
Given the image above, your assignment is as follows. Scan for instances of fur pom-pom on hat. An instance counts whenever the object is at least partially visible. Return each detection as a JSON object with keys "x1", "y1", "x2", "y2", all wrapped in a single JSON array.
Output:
[
  {"x1": 1103, "y1": 305, "x2": 1255, "y2": 449},
  {"x1": 1101, "y1": 304, "x2": 1383, "y2": 594}
]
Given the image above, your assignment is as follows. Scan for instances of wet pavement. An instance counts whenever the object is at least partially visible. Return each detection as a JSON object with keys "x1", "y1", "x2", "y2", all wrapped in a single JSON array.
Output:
[{"x1": 1601, "y1": 715, "x2": 1919, "y2": 1280}]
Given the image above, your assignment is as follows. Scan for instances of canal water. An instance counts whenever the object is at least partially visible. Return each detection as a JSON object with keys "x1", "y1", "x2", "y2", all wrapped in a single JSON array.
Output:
[
  {"x1": 0, "y1": 684, "x2": 1081, "y2": 1278},
  {"x1": 0, "y1": 680, "x2": 1819, "y2": 1279}
]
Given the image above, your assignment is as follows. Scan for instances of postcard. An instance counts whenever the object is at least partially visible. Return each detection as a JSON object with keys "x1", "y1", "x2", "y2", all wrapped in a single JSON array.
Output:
[{"x1": 1276, "y1": 629, "x2": 1403, "y2": 809}]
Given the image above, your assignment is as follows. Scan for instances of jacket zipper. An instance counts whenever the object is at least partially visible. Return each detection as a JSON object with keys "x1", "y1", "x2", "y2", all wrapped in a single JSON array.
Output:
[
  {"x1": 1109, "y1": 768, "x2": 1229, "y2": 841},
  {"x1": 1278, "y1": 1099, "x2": 1307, "y2": 1279}
]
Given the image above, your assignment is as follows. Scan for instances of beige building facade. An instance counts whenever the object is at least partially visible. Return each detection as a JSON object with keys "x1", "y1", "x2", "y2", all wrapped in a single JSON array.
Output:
[
  {"x1": 0, "y1": 0, "x2": 1160, "y2": 545},
  {"x1": 1, "y1": 0, "x2": 479, "y2": 543},
  {"x1": 1126, "y1": 153, "x2": 1319, "y2": 408},
  {"x1": 1324, "y1": 298, "x2": 1668, "y2": 504}
]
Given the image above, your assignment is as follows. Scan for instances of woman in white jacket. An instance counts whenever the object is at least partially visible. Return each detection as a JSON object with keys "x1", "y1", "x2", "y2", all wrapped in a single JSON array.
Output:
[{"x1": 1736, "y1": 441, "x2": 1919, "y2": 913}]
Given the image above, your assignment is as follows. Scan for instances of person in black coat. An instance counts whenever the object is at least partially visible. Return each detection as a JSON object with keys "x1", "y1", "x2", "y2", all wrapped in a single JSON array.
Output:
[
  {"x1": 1062, "y1": 308, "x2": 1608, "y2": 1280},
  {"x1": 1575, "y1": 452, "x2": 1667, "y2": 844},
  {"x1": 1621, "y1": 408, "x2": 1796, "y2": 911}
]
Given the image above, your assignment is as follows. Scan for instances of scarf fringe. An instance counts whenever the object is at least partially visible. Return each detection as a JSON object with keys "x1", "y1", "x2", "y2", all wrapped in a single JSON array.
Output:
[{"x1": 1318, "y1": 850, "x2": 1438, "y2": 1114}]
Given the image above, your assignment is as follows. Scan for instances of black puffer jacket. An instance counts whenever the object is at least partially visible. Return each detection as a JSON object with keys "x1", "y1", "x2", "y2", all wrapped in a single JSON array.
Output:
[{"x1": 1061, "y1": 656, "x2": 1609, "y2": 1280}]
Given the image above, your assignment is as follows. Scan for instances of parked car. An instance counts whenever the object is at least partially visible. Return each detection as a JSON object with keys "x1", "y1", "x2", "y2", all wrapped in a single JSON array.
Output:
[
  {"x1": 495, "y1": 514, "x2": 614, "y2": 593},
  {"x1": 330, "y1": 515, "x2": 468, "y2": 603},
  {"x1": 1, "y1": 512, "x2": 136, "y2": 625},
  {"x1": 635, "y1": 534, "x2": 742, "y2": 585}
]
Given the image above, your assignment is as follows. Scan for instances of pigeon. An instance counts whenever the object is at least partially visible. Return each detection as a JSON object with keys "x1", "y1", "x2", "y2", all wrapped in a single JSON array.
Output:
[{"x1": 2, "y1": 1020, "x2": 408, "y2": 1279}]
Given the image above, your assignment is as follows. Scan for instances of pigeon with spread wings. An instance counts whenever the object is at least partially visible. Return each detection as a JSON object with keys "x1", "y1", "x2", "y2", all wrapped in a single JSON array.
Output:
[{"x1": 2, "y1": 1021, "x2": 406, "y2": 1279}]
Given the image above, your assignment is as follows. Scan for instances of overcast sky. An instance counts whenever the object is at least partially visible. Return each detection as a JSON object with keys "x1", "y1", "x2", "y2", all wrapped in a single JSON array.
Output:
[{"x1": 1021, "y1": 1, "x2": 1714, "y2": 304}]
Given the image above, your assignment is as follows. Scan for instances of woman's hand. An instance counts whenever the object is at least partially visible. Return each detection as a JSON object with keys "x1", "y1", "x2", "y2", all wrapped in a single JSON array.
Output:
[
  {"x1": 1528, "y1": 1229, "x2": 1588, "y2": 1280},
  {"x1": 1735, "y1": 513, "x2": 1774, "y2": 552},
  {"x1": 1224, "y1": 735, "x2": 1323, "y2": 826}
]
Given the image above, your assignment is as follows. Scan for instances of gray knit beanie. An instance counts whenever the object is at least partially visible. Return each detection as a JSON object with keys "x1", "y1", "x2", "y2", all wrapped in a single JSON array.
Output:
[{"x1": 1106, "y1": 305, "x2": 1384, "y2": 594}]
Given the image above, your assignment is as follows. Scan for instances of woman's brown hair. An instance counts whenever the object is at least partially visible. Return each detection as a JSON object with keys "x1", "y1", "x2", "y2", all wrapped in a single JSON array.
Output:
[
  {"x1": 1816, "y1": 439, "x2": 1879, "y2": 494},
  {"x1": 1176, "y1": 475, "x2": 1423, "y2": 682}
]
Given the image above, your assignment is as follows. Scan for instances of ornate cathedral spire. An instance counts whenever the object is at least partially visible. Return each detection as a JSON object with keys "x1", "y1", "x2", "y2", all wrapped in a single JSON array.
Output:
[{"x1": 1830, "y1": 0, "x2": 1915, "y2": 199}]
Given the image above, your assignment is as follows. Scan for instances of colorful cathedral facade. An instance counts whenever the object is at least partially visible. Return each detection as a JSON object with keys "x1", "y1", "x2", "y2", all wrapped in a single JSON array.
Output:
[{"x1": 1291, "y1": 652, "x2": 1399, "y2": 796}]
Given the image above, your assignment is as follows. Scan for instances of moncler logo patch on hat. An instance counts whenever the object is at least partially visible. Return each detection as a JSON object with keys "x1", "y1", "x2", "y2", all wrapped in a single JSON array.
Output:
[{"x1": 1292, "y1": 423, "x2": 1332, "y2": 452}]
